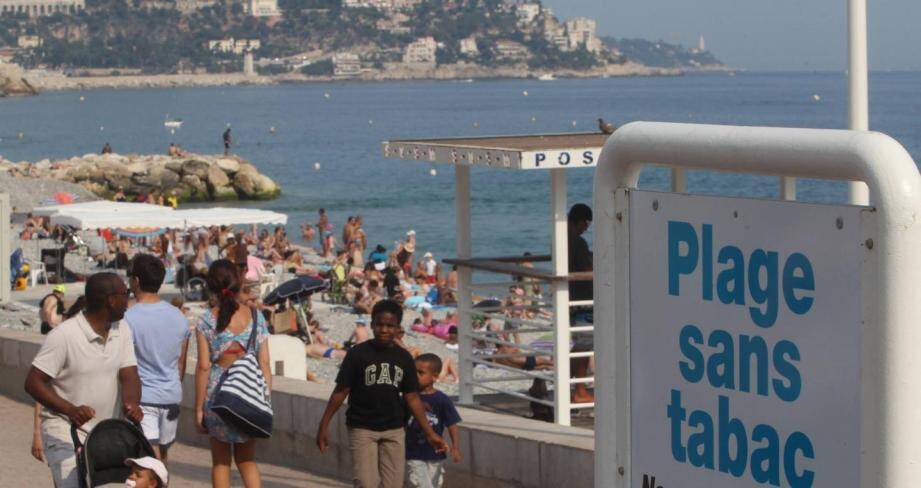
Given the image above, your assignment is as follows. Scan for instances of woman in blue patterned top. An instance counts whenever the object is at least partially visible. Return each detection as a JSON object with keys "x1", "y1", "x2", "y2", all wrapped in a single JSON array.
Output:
[{"x1": 194, "y1": 259, "x2": 272, "y2": 488}]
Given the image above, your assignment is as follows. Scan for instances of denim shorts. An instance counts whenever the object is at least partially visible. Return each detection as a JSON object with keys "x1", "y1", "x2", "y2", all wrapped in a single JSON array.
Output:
[{"x1": 570, "y1": 308, "x2": 594, "y2": 352}]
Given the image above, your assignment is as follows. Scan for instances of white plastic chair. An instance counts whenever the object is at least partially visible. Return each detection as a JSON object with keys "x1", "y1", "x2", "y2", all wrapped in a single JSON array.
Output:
[{"x1": 28, "y1": 260, "x2": 47, "y2": 287}]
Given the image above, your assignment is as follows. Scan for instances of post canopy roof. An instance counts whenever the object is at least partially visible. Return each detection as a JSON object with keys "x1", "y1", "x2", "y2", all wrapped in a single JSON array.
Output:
[{"x1": 382, "y1": 132, "x2": 610, "y2": 170}]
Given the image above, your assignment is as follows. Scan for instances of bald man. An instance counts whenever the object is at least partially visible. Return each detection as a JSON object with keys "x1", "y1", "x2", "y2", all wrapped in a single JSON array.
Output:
[{"x1": 25, "y1": 272, "x2": 143, "y2": 488}]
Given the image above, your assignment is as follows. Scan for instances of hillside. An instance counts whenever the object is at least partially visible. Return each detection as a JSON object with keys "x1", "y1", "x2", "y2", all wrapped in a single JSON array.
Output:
[
  {"x1": 602, "y1": 37, "x2": 724, "y2": 69},
  {"x1": 1, "y1": 0, "x2": 724, "y2": 76}
]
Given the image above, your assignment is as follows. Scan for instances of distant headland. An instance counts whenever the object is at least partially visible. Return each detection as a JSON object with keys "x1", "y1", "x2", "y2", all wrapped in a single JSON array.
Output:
[{"x1": 0, "y1": 0, "x2": 727, "y2": 95}]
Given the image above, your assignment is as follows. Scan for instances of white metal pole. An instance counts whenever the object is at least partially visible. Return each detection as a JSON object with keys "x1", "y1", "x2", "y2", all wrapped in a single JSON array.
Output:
[
  {"x1": 671, "y1": 167, "x2": 686, "y2": 193},
  {"x1": 780, "y1": 176, "x2": 797, "y2": 200},
  {"x1": 550, "y1": 168, "x2": 571, "y2": 425},
  {"x1": 455, "y1": 165, "x2": 474, "y2": 405},
  {"x1": 0, "y1": 194, "x2": 10, "y2": 304},
  {"x1": 848, "y1": 0, "x2": 871, "y2": 205}
]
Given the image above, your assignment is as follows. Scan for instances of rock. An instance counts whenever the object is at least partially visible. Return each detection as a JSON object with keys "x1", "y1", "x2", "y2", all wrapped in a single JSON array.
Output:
[
  {"x1": 215, "y1": 158, "x2": 240, "y2": 174},
  {"x1": 78, "y1": 181, "x2": 109, "y2": 196},
  {"x1": 181, "y1": 159, "x2": 211, "y2": 178},
  {"x1": 179, "y1": 174, "x2": 208, "y2": 200},
  {"x1": 206, "y1": 163, "x2": 230, "y2": 189},
  {"x1": 236, "y1": 162, "x2": 259, "y2": 176},
  {"x1": 211, "y1": 184, "x2": 238, "y2": 201},
  {"x1": 252, "y1": 174, "x2": 280, "y2": 200},
  {"x1": 0, "y1": 63, "x2": 38, "y2": 97},
  {"x1": 132, "y1": 166, "x2": 180, "y2": 190},
  {"x1": 233, "y1": 171, "x2": 257, "y2": 197},
  {"x1": 165, "y1": 161, "x2": 183, "y2": 174},
  {"x1": 123, "y1": 162, "x2": 147, "y2": 174},
  {"x1": 9, "y1": 153, "x2": 279, "y2": 203}
]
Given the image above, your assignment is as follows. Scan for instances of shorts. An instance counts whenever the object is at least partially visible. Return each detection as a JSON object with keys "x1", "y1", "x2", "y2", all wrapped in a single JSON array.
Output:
[
  {"x1": 140, "y1": 404, "x2": 180, "y2": 446},
  {"x1": 523, "y1": 355, "x2": 537, "y2": 371},
  {"x1": 405, "y1": 459, "x2": 445, "y2": 488},
  {"x1": 42, "y1": 433, "x2": 79, "y2": 488},
  {"x1": 570, "y1": 308, "x2": 594, "y2": 353}
]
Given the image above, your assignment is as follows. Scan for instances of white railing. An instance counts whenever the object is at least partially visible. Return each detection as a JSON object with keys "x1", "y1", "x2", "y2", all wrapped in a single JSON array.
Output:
[{"x1": 453, "y1": 272, "x2": 594, "y2": 426}]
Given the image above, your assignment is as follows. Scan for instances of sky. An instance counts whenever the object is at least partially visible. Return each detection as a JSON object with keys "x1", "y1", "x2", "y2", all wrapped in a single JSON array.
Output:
[{"x1": 542, "y1": 0, "x2": 921, "y2": 71}]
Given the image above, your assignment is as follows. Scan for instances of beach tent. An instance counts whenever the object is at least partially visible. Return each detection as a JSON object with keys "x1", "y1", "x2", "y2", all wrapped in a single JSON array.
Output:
[
  {"x1": 49, "y1": 208, "x2": 186, "y2": 230},
  {"x1": 39, "y1": 201, "x2": 287, "y2": 230},
  {"x1": 175, "y1": 208, "x2": 288, "y2": 227},
  {"x1": 33, "y1": 201, "x2": 173, "y2": 217}
]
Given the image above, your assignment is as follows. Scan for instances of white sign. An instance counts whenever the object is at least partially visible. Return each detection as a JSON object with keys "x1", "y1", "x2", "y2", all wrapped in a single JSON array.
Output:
[
  {"x1": 521, "y1": 149, "x2": 600, "y2": 169},
  {"x1": 627, "y1": 190, "x2": 861, "y2": 488}
]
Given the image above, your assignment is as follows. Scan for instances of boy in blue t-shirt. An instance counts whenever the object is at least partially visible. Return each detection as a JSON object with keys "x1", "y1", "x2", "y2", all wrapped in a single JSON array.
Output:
[{"x1": 405, "y1": 353, "x2": 462, "y2": 488}]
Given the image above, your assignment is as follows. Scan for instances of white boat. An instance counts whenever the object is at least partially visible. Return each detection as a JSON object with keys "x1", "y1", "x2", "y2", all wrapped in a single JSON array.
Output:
[
  {"x1": 538, "y1": 73, "x2": 556, "y2": 81},
  {"x1": 164, "y1": 118, "x2": 183, "y2": 129}
]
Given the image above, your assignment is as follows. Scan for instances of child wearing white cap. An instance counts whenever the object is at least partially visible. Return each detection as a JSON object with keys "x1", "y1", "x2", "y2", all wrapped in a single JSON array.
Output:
[{"x1": 125, "y1": 457, "x2": 169, "y2": 488}]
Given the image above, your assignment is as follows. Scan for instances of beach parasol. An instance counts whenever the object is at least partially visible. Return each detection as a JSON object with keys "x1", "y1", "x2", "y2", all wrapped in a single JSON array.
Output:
[{"x1": 263, "y1": 275, "x2": 327, "y2": 306}]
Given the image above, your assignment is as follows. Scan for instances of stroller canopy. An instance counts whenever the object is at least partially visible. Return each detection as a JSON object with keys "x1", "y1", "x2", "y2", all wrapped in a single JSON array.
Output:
[{"x1": 78, "y1": 419, "x2": 155, "y2": 487}]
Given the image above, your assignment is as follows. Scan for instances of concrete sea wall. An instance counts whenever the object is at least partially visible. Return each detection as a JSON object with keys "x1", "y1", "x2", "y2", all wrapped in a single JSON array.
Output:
[{"x1": 0, "y1": 329, "x2": 594, "y2": 488}]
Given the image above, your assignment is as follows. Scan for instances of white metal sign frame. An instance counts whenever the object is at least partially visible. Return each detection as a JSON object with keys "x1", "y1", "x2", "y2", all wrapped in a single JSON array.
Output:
[{"x1": 593, "y1": 122, "x2": 921, "y2": 488}]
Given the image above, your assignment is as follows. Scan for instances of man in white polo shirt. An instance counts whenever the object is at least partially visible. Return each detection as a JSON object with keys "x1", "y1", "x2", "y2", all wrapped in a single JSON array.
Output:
[{"x1": 25, "y1": 272, "x2": 143, "y2": 488}]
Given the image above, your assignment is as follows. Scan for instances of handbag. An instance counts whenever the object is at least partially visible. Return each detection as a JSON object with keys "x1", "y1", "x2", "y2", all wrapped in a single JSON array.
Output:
[{"x1": 210, "y1": 308, "x2": 273, "y2": 438}]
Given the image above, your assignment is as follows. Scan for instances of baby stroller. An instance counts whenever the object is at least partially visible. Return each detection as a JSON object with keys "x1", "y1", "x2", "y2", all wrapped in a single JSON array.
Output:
[{"x1": 71, "y1": 419, "x2": 156, "y2": 487}]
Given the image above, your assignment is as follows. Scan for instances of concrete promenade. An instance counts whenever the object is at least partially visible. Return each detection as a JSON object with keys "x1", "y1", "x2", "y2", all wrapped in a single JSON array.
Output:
[{"x1": 0, "y1": 393, "x2": 348, "y2": 487}]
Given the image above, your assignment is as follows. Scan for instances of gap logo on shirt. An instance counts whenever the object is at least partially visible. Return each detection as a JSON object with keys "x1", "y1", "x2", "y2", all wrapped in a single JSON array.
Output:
[{"x1": 364, "y1": 362, "x2": 404, "y2": 388}]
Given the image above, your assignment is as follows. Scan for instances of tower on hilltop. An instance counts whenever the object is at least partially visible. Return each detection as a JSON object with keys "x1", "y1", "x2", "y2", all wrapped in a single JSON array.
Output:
[{"x1": 698, "y1": 34, "x2": 706, "y2": 52}]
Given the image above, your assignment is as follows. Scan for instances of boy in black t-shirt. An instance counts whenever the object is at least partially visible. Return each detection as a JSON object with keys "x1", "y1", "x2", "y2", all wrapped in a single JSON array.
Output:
[
  {"x1": 405, "y1": 353, "x2": 461, "y2": 488},
  {"x1": 317, "y1": 299, "x2": 448, "y2": 488}
]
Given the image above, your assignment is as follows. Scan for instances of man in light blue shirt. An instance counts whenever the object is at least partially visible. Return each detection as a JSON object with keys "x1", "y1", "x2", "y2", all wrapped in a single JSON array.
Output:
[{"x1": 126, "y1": 254, "x2": 190, "y2": 465}]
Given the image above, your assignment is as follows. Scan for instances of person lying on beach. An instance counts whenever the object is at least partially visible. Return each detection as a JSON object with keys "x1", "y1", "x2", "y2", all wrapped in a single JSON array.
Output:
[
  {"x1": 395, "y1": 328, "x2": 460, "y2": 383},
  {"x1": 492, "y1": 343, "x2": 554, "y2": 371}
]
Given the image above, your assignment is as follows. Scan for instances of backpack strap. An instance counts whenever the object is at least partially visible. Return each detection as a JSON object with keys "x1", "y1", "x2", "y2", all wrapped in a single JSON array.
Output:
[{"x1": 245, "y1": 307, "x2": 260, "y2": 353}]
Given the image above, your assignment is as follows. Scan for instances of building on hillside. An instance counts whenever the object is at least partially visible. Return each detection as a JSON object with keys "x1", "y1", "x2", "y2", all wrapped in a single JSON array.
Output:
[
  {"x1": 345, "y1": 0, "x2": 418, "y2": 10},
  {"x1": 391, "y1": 0, "x2": 420, "y2": 9},
  {"x1": 332, "y1": 53, "x2": 362, "y2": 78},
  {"x1": 564, "y1": 17, "x2": 601, "y2": 53},
  {"x1": 0, "y1": 0, "x2": 84, "y2": 16},
  {"x1": 376, "y1": 12, "x2": 411, "y2": 34},
  {"x1": 494, "y1": 40, "x2": 528, "y2": 61},
  {"x1": 246, "y1": 0, "x2": 278, "y2": 16},
  {"x1": 208, "y1": 38, "x2": 261, "y2": 54},
  {"x1": 515, "y1": 3, "x2": 539, "y2": 25},
  {"x1": 403, "y1": 36, "x2": 437, "y2": 66},
  {"x1": 459, "y1": 37, "x2": 479, "y2": 57},
  {"x1": 17, "y1": 35, "x2": 42, "y2": 48},
  {"x1": 175, "y1": 0, "x2": 216, "y2": 13}
]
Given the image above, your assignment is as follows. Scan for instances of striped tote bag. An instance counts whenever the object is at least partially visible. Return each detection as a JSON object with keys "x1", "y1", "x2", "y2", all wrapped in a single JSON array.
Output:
[{"x1": 211, "y1": 310, "x2": 273, "y2": 438}]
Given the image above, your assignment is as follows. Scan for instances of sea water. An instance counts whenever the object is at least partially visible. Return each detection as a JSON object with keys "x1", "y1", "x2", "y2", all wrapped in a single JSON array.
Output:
[{"x1": 1, "y1": 72, "x2": 919, "y2": 259}]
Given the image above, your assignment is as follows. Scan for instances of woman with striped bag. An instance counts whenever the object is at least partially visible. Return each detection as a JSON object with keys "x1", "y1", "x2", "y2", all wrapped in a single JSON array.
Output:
[{"x1": 195, "y1": 259, "x2": 273, "y2": 488}]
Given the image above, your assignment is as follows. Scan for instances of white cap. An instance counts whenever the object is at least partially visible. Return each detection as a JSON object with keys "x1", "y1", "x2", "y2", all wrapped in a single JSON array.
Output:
[
  {"x1": 424, "y1": 252, "x2": 433, "y2": 259},
  {"x1": 407, "y1": 230, "x2": 416, "y2": 236},
  {"x1": 126, "y1": 457, "x2": 168, "y2": 487}
]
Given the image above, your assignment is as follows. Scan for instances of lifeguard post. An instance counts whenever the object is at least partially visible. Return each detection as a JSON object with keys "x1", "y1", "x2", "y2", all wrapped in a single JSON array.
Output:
[{"x1": 383, "y1": 132, "x2": 608, "y2": 425}]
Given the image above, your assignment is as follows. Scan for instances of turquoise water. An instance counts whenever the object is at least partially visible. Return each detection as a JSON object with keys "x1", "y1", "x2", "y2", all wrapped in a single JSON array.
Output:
[{"x1": 1, "y1": 72, "x2": 919, "y2": 259}]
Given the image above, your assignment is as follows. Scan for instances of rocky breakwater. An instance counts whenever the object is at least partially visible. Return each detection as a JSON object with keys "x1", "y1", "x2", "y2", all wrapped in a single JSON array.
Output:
[
  {"x1": 0, "y1": 63, "x2": 38, "y2": 97},
  {"x1": 0, "y1": 153, "x2": 281, "y2": 202}
]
